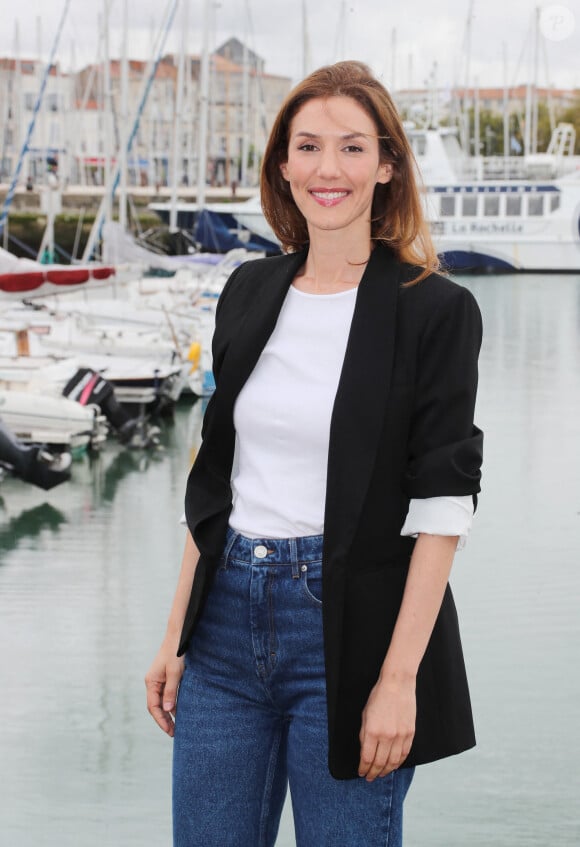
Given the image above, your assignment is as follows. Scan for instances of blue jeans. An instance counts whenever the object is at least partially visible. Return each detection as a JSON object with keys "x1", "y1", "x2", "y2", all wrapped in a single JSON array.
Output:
[{"x1": 173, "y1": 529, "x2": 414, "y2": 846}]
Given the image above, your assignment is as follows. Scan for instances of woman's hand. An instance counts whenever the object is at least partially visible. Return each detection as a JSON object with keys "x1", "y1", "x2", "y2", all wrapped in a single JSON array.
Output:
[
  {"x1": 145, "y1": 641, "x2": 185, "y2": 737},
  {"x1": 358, "y1": 673, "x2": 416, "y2": 782},
  {"x1": 357, "y1": 534, "x2": 458, "y2": 781}
]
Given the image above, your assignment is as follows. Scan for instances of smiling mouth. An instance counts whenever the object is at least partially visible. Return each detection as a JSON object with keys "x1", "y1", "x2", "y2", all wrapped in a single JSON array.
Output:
[{"x1": 309, "y1": 190, "x2": 349, "y2": 205}]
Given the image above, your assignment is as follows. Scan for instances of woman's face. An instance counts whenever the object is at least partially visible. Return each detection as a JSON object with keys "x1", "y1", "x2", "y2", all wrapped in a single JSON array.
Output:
[{"x1": 280, "y1": 96, "x2": 392, "y2": 242}]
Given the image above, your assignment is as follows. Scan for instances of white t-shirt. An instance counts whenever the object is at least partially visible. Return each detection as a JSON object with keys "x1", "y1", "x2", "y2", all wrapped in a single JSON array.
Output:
[{"x1": 227, "y1": 284, "x2": 473, "y2": 546}]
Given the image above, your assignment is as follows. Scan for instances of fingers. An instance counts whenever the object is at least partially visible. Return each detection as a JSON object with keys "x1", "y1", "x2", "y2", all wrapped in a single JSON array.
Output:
[
  {"x1": 145, "y1": 660, "x2": 184, "y2": 737},
  {"x1": 358, "y1": 731, "x2": 378, "y2": 779},
  {"x1": 162, "y1": 665, "x2": 182, "y2": 715},
  {"x1": 377, "y1": 739, "x2": 408, "y2": 778},
  {"x1": 359, "y1": 739, "x2": 393, "y2": 782},
  {"x1": 145, "y1": 675, "x2": 175, "y2": 736},
  {"x1": 358, "y1": 729, "x2": 413, "y2": 782}
]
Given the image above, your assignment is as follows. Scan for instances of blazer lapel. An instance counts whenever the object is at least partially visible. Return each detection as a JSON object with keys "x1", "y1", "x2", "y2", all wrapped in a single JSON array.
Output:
[{"x1": 324, "y1": 245, "x2": 401, "y2": 564}]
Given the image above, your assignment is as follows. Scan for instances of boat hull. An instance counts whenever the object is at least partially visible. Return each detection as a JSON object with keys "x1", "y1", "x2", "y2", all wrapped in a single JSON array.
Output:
[{"x1": 0, "y1": 390, "x2": 107, "y2": 451}]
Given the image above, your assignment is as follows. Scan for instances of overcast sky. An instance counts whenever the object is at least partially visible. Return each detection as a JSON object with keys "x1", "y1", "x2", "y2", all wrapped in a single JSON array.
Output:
[{"x1": 2, "y1": 0, "x2": 579, "y2": 92}]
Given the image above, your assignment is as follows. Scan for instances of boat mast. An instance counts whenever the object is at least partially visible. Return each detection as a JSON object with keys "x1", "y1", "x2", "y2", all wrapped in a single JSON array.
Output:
[
  {"x1": 474, "y1": 75, "x2": 480, "y2": 158},
  {"x1": 196, "y1": 0, "x2": 210, "y2": 207},
  {"x1": 334, "y1": 0, "x2": 346, "y2": 62},
  {"x1": 302, "y1": 1, "x2": 311, "y2": 79},
  {"x1": 170, "y1": 0, "x2": 188, "y2": 230},
  {"x1": 390, "y1": 28, "x2": 397, "y2": 93},
  {"x1": 101, "y1": 1, "x2": 113, "y2": 227},
  {"x1": 241, "y1": 7, "x2": 249, "y2": 188},
  {"x1": 462, "y1": 0, "x2": 475, "y2": 157},
  {"x1": 1, "y1": 23, "x2": 20, "y2": 249},
  {"x1": 503, "y1": 42, "x2": 509, "y2": 163},
  {"x1": 531, "y1": 5, "x2": 540, "y2": 154},
  {"x1": 119, "y1": 0, "x2": 129, "y2": 230}
]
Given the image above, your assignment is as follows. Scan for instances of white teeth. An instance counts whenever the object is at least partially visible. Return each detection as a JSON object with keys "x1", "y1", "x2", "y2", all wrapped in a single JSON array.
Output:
[{"x1": 311, "y1": 191, "x2": 348, "y2": 200}]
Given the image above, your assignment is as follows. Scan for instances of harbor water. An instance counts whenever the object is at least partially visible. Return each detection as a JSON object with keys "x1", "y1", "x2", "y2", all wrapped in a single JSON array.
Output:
[{"x1": 1, "y1": 272, "x2": 579, "y2": 846}]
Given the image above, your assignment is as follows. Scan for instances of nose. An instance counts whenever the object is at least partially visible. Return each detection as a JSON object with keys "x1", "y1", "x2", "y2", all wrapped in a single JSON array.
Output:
[{"x1": 316, "y1": 146, "x2": 341, "y2": 179}]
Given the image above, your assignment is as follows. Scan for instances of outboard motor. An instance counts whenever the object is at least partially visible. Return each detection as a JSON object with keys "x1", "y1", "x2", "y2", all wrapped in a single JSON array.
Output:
[
  {"x1": 0, "y1": 419, "x2": 72, "y2": 490},
  {"x1": 62, "y1": 368, "x2": 160, "y2": 449}
]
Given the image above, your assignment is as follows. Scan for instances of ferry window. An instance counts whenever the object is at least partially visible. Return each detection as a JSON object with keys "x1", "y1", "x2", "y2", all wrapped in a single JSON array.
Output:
[
  {"x1": 484, "y1": 196, "x2": 500, "y2": 216},
  {"x1": 462, "y1": 195, "x2": 478, "y2": 216},
  {"x1": 506, "y1": 195, "x2": 522, "y2": 216},
  {"x1": 440, "y1": 196, "x2": 455, "y2": 217},
  {"x1": 550, "y1": 194, "x2": 560, "y2": 212},
  {"x1": 528, "y1": 195, "x2": 543, "y2": 216}
]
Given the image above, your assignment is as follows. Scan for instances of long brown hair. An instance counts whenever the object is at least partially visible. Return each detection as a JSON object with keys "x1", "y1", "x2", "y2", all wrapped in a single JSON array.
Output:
[{"x1": 260, "y1": 61, "x2": 439, "y2": 284}]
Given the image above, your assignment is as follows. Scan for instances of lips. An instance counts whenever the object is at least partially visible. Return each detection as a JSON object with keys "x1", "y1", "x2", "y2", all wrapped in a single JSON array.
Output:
[{"x1": 309, "y1": 189, "x2": 350, "y2": 206}]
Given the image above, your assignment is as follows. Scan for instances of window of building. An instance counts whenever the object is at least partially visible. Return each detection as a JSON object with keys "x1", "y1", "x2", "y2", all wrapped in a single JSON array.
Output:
[
  {"x1": 528, "y1": 195, "x2": 543, "y2": 216},
  {"x1": 483, "y1": 195, "x2": 500, "y2": 216},
  {"x1": 506, "y1": 195, "x2": 522, "y2": 216},
  {"x1": 461, "y1": 195, "x2": 478, "y2": 216},
  {"x1": 440, "y1": 195, "x2": 455, "y2": 217}
]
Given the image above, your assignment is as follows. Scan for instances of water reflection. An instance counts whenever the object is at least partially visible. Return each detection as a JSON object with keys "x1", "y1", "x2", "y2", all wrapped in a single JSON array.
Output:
[
  {"x1": 0, "y1": 501, "x2": 67, "y2": 558},
  {"x1": 86, "y1": 447, "x2": 164, "y2": 505}
]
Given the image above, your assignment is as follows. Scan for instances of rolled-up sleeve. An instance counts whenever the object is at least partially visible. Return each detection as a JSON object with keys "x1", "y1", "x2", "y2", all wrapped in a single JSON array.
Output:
[
  {"x1": 404, "y1": 285, "x2": 483, "y2": 501},
  {"x1": 400, "y1": 495, "x2": 474, "y2": 550}
]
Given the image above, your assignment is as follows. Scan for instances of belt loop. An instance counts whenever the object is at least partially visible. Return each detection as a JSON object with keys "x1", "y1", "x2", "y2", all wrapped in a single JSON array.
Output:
[{"x1": 289, "y1": 537, "x2": 299, "y2": 578}]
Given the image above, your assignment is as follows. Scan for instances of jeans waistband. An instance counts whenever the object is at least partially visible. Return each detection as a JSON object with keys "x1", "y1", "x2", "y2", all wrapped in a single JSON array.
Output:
[{"x1": 225, "y1": 526, "x2": 324, "y2": 564}]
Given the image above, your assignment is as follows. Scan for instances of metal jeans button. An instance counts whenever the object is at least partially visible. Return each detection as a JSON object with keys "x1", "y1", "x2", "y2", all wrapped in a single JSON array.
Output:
[{"x1": 254, "y1": 545, "x2": 268, "y2": 559}]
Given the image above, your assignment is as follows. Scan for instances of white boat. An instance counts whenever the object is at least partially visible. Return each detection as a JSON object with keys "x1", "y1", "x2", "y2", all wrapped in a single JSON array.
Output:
[
  {"x1": 0, "y1": 305, "x2": 193, "y2": 404},
  {"x1": 408, "y1": 125, "x2": 580, "y2": 273},
  {"x1": 0, "y1": 389, "x2": 108, "y2": 453},
  {"x1": 0, "y1": 246, "x2": 141, "y2": 300}
]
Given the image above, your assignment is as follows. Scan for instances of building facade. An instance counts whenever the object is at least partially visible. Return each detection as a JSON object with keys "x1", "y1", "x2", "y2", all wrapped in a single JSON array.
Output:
[{"x1": 0, "y1": 41, "x2": 292, "y2": 190}]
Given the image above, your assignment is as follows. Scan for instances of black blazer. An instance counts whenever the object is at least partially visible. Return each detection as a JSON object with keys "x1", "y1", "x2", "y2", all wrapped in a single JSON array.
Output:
[{"x1": 180, "y1": 244, "x2": 483, "y2": 780}]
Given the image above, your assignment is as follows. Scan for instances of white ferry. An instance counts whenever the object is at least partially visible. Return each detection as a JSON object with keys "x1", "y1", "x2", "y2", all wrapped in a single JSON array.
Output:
[{"x1": 409, "y1": 126, "x2": 580, "y2": 272}]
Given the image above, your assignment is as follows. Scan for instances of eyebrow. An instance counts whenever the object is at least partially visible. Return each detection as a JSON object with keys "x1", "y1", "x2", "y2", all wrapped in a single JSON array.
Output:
[{"x1": 292, "y1": 131, "x2": 368, "y2": 141}]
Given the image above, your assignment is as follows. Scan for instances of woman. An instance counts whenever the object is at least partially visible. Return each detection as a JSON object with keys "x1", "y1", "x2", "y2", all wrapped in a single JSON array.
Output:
[{"x1": 146, "y1": 61, "x2": 483, "y2": 846}]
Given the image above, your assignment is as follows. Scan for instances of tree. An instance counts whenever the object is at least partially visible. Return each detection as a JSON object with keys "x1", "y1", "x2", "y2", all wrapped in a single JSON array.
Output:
[{"x1": 558, "y1": 97, "x2": 580, "y2": 154}]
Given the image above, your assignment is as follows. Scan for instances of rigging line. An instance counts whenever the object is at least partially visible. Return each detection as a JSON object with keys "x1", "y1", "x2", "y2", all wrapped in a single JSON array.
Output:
[
  {"x1": 509, "y1": 14, "x2": 534, "y2": 91},
  {"x1": 0, "y1": 0, "x2": 72, "y2": 234}
]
